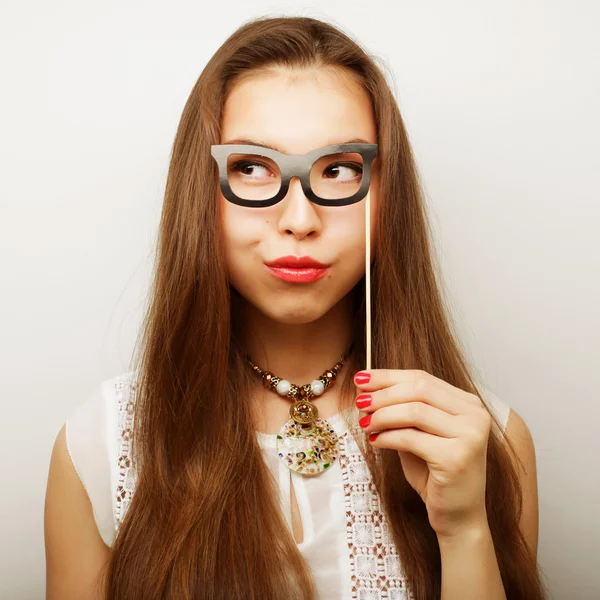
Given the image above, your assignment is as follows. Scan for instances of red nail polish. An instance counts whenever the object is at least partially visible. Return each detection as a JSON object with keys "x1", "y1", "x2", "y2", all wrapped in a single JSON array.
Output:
[
  {"x1": 359, "y1": 414, "x2": 371, "y2": 428},
  {"x1": 354, "y1": 371, "x2": 371, "y2": 385},
  {"x1": 369, "y1": 432, "x2": 379, "y2": 442},
  {"x1": 355, "y1": 394, "x2": 372, "y2": 409}
]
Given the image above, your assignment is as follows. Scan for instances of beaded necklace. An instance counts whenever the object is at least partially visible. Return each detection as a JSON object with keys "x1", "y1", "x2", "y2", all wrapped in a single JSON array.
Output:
[{"x1": 247, "y1": 350, "x2": 350, "y2": 476}]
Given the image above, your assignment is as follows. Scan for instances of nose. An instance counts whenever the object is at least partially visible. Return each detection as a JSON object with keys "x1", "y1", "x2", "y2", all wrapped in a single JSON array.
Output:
[{"x1": 276, "y1": 176, "x2": 322, "y2": 240}]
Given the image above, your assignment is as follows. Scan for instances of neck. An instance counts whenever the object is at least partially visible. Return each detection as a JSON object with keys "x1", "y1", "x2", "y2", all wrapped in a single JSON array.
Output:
[{"x1": 236, "y1": 294, "x2": 356, "y2": 392}]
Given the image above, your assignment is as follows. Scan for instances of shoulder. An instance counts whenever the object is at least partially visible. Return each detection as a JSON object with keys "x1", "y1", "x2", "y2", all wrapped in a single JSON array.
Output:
[
  {"x1": 503, "y1": 406, "x2": 539, "y2": 557},
  {"x1": 64, "y1": 370, "x2": 138, "y2": 547},
  {"x1": 45, "y1": 424, "x2": 112, "y2": 597},
  {"x1": 479, "y1": 387, "x2": 539, "y2": 558}
]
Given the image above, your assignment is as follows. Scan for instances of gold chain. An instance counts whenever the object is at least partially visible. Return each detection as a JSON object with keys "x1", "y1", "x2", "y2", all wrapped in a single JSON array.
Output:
[{"x1": 246, "y1": 348, "x2": 351, "y2": 424}]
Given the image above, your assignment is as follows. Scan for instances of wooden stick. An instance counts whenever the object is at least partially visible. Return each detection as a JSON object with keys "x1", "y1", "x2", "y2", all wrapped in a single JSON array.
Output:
[{"x1": 365, "y1": 192, "x2": 371, "y2": 370}]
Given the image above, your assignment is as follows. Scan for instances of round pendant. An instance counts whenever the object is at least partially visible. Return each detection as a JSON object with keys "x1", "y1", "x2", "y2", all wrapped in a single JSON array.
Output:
[{"x1": 276, "y1": 417, "x2": 339, "y2": 475}]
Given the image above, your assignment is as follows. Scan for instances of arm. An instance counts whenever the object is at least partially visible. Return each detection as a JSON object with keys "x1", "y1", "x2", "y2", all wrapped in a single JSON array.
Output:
[
  {"x1": 438, "y1": 409, "x2": 539, "y2": 600},
  {"x1": 438, "y1": 521, "x2": 506, "y2": 600},
  {"x1": 44, "y1": 424, "x2": 111, "y2": 600}
]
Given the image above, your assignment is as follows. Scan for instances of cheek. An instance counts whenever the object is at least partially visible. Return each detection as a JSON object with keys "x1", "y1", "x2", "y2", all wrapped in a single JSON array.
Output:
[
  {"x1": 326, "y1": 207, "x2": 368, "y2": 269},
  {"x1": 221, "y1": 200, "x2": 263, "y2": 254},
  {"x1": 329, "y1": 192, "x2": 378, "y2": 276},
  {"x1": 220, "y1": 201, "x2": 277, "y2": 292},
  {"x1": 333, "y1": 187, "x2": 378, "y2": 243}
]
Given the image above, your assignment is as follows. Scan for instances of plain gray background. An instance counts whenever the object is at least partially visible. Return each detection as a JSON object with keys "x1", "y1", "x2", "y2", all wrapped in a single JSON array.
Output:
[{"x1": 1, "y1": 1, "x2": 598, "y2": 598}]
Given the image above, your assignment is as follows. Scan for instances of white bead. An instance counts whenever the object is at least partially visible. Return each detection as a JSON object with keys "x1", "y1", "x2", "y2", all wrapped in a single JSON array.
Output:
[
  {"x1": 311, "y1": 379, "x2": 325, "y2": 396},
  {"x1": 276, "y1": 379, "x2": 291, "y2": 396}
]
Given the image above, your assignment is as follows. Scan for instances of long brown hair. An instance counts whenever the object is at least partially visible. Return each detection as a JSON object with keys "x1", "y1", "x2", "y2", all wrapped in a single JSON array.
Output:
[{"x1": 102, "y1": 15, "x2": 546, "y2": 599}]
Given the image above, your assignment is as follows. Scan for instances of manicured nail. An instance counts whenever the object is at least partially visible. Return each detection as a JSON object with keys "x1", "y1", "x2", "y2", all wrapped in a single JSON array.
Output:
[
  {"x1": 359, "y1": 414, "x2": 371, "y2": 428},
  {"x1": 354, "y1": 371, "x2": 371, "y2": 385},
  {"x1": 369, "y1": 432, "x2": 379, "y2": 442},
  {"x1": 355, "y1": 394, "x2": 372, "y2": 409}
]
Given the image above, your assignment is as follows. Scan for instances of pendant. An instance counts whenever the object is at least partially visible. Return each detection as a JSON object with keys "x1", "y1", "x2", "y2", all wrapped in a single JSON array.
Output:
[{"x1": 276, "y1": 412, "x2": 339, "y2": 475}]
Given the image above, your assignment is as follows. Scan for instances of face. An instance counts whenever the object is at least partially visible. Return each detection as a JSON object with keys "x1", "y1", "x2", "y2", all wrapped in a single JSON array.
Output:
[{"x1": 218, "y1": 66, "x2": 379, "y2": 325}]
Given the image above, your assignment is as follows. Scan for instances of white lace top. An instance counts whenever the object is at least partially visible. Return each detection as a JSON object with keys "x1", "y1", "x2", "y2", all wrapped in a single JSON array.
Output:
[{"x1": 65, "y1": 371, "x2": 511, "y2": 600}]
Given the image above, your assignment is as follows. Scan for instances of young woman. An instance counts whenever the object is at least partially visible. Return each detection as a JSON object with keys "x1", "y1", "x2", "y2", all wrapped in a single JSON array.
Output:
[{"x1": 45, "y1": 15, "x2": 546, "y2": 600}]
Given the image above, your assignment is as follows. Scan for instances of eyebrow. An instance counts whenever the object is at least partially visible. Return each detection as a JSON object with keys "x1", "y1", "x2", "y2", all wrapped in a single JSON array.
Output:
[{"x1": 221, "y1": 137, "x2": 371, "y2": 153}]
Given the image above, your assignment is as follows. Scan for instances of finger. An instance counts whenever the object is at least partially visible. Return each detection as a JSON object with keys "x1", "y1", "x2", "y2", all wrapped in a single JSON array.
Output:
[
  {"x1": 359, "y1": 402, "x2": 461, "y2": 438},
  {"x1": 369, "y1": 426, "x2": 446, "y2": 463},
  {"x1": 354, "y1": 369, "x2": 482, "y2": 410},
  {"x1": 356, "y1": 376, "x2": 465, "y2": 416},
  {"x1": 354, "y1": 368, "x2": 418, "y2": 390}
]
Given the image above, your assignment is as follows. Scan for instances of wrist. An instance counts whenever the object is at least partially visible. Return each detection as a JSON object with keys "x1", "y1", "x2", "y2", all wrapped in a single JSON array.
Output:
[{"x1": 436, "y1": 516, "x2": 491, "y2": 548}]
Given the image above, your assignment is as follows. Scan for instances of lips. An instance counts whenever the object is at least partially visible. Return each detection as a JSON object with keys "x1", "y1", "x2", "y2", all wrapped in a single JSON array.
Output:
[
  {"x1": 264, "y1": 255, "x2": 330, "y2": 283},
  {"x1": 264, "y1": 255, "x2": 329, "y2": 268}
]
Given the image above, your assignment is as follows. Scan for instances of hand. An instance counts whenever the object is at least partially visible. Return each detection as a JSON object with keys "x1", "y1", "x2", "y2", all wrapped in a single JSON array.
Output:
[{"x1": 354, "y1": 369, "x2": 493, "y2": 539}]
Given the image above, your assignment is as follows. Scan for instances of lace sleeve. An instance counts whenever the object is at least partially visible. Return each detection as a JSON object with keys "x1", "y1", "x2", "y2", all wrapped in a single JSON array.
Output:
[{"x1": 114, "y1": 372, "x2": 139, "y2": 535}]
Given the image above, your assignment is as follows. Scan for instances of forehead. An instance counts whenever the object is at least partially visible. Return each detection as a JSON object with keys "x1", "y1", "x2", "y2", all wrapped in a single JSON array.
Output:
[{"x1": 221, "y1": 67, "x2": 377, "y2": 153}]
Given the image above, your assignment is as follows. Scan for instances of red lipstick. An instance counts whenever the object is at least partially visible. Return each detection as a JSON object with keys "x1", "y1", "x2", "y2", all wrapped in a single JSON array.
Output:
[{"x1": 264, "y1": 255, "x2": 330, "y2": 283}]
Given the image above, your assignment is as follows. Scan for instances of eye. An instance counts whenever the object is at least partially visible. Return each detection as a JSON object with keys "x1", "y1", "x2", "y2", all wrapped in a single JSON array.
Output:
[
  {"x1": 322, "y1": 162, "x2": 363, "y2": 182},
  {"x1": 229, "y1": 160, "x2": 276, "y2": 180}
]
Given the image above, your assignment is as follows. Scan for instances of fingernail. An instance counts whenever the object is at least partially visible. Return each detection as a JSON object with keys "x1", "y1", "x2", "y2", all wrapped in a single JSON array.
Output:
[
  {"x1": 354, "y1": 371, "x2": 371, "y2": 385},
  {"x1": 355, "y1": 394, "x2": 372, "y2": 409},
  {"x1": 369, "y1": 432, "x2": 379, "y2": 442},
  {"x1": 359, "y1": 414, "x2": 371, "y2": 428}
]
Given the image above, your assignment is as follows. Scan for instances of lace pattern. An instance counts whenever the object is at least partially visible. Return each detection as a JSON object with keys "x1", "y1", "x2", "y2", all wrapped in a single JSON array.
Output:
[
  {"x1": 112, "y1": 375, "x2": 413, "y2": 599},
  {"x1": 114, "y1": 372, "x2": 138, "y2": 532},
  {"x1": 338, "y1": 425, "x2": 413, "y2": 600}
]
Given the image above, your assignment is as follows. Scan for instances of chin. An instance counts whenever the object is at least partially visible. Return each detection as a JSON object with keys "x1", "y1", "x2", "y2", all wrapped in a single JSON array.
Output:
[{"x1": 261, "y1": 303, "x2": 328, "y2": 325}]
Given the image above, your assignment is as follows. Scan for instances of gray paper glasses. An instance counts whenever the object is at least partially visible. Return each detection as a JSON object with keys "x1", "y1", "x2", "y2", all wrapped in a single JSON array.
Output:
[{"x1": 210, "y1": 143, "x2": 378, "y2": 207}]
